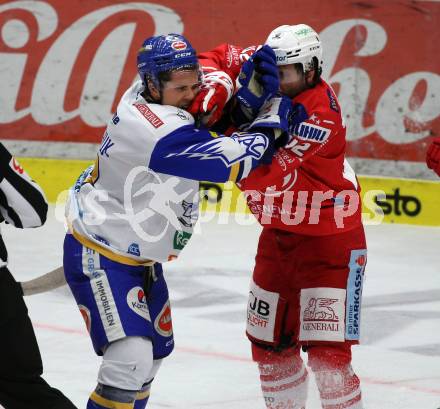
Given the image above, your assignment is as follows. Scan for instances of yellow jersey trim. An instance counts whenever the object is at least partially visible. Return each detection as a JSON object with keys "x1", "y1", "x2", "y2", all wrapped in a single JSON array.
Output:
[
  {"x1": 71, "y1": 229, "x2": 154, "y2": 267},
  {"x1": 89, "y1": 391, "x2": 134, "y2": 409},
  {"x1": 135, "y1": 389, "x2": 150, "y2": 400}
]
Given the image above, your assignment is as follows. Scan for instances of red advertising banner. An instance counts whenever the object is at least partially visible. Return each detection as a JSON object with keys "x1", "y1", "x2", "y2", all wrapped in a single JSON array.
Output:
[{"x1": 0, "y1": 0, "x2": 439, "y2": 162}]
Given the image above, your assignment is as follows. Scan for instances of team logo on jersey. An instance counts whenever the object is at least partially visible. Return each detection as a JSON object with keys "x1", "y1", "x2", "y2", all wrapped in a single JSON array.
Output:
[
  {"x1": 171, "y1": 41, "x2": 187, "y2": 51},
  {"x1": 79, "y1": 304, "x2": 91, "y2": 333},
  {"x1": 173, "y1": 230, "x2": 192, "y2": 250},
  {"x1": 127, "y1": 287, "x2": 151, "y2": 321},
  {"x1": 299, "y1": 288, "x2": 345, "y2": 342},
  {"x1": 154, "y1": 300, "x2": 173, "y2": 337},
  {"x1": 165, "y1": 132, "x2": 268, "y2": 166},
  {"x1": 291, "y1": 122, "x2": 331, "y2": 143},
  {"x1": 178, "y1": 200, "x2": 195, "y2": 227},
  {"x1": 133, "y1": 103, "x2": 164, "y2": 128}
]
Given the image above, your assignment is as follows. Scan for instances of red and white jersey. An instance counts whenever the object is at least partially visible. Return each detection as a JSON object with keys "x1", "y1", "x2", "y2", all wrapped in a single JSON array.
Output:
[
  {"x1": 239, "y1": 79, "x2": 362, "y2": 235},
  {"x1": 198, "y1": 44, "x2": 362, "y2": 235}
]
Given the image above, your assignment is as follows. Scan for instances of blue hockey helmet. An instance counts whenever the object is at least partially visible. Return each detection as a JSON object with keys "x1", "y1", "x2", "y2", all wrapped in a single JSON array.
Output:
[{"x1": 137, "y1": 34, "x2": 198, "y2": 88}]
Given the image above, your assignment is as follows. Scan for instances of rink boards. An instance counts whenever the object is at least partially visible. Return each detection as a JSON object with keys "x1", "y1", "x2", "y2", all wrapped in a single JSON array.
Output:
[{"x1": 17, "y1": 157, "x2": 440, "y2": 227}]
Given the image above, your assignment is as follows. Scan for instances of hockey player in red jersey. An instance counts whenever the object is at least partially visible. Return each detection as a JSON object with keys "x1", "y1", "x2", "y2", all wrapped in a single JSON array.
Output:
[
  {"x1": 426, "y1": 136, "x2": 440, "y2": 177},
  {"x1": 190, "y1": 24, "x2": 367, "y2": 409}
]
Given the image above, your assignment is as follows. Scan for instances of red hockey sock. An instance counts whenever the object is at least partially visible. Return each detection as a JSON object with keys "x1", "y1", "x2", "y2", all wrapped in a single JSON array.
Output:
[
  {"x1": 254, "y1": 346, "x2": 308, "y2": 409},
  {"x1": 308, "y1": 346, "x2": 363, "y2": 409}
]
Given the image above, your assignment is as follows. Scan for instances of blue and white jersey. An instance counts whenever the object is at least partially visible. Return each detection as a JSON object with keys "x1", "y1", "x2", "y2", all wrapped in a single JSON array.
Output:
[{"x1": 67, "y1": 80, "x2": 269, "y2": 264}]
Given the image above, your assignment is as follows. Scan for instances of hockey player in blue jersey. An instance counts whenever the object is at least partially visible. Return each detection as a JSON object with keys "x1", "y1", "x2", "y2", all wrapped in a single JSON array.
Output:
[{"x1": 62, "y1": 33, "x2": 292, "y2": 409}]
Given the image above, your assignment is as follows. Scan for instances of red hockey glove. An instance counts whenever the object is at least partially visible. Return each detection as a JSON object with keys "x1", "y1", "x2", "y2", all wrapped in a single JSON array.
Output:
[
  {"x1": 188, "y1": 70, "x2": 234, "y2": 127},
  {"x1": 426, "y1": 137, "x2": 440, "y2": 177}
]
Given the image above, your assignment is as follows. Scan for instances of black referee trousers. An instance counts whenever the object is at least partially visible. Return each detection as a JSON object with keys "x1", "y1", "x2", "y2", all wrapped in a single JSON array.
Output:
[{"x1": 0, "y1": 267, "x2": 77, "y2": 409}]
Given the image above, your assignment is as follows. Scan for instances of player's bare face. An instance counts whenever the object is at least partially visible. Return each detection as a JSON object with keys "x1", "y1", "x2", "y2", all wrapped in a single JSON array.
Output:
[
  {"x1": 161, "y1": 70, "x2": 201, "y2": 109},
  {"x1": 278, "y1": 64, "x2": 307, "y2": 98}
]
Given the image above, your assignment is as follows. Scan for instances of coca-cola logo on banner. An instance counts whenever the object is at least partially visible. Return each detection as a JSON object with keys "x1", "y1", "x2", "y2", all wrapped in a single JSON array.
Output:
[{"x1": 0, "y1": 0, "x2": 439, "y2": 162}]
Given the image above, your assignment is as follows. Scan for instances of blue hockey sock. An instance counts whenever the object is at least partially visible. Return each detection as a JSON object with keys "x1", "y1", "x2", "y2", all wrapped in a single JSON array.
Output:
[
  {"x1": 133, "y1": 381, "x2": 152, "y2": 409},
  {"x1": 87, "y1": 384, "x2": 136, "y2": 409}
]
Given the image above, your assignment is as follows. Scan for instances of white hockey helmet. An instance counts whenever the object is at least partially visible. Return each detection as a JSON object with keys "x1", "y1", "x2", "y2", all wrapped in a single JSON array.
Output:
[{"x1": 265, "y1": 24, "x2": 322, "y2": 72}]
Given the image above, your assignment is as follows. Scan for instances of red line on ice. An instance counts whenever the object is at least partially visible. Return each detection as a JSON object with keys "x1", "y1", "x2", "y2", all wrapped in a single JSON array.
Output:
[
  {"x1": 35, "y1": 322, "x2": 87, "y2": 335},
  {"x1": 34, "y1": 322, "x2": 440, "y2": 396}
]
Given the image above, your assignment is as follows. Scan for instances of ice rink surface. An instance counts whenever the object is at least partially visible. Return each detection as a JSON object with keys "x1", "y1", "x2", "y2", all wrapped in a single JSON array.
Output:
[{"x1": 2, "y1": 207, "x2": 440, "y2": 409}]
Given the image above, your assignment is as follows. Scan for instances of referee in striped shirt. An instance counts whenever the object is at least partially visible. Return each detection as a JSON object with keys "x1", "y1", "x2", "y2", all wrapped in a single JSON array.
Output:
[{"x1": 0, "y1": 143, "x2": 76, "y2": 409}]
